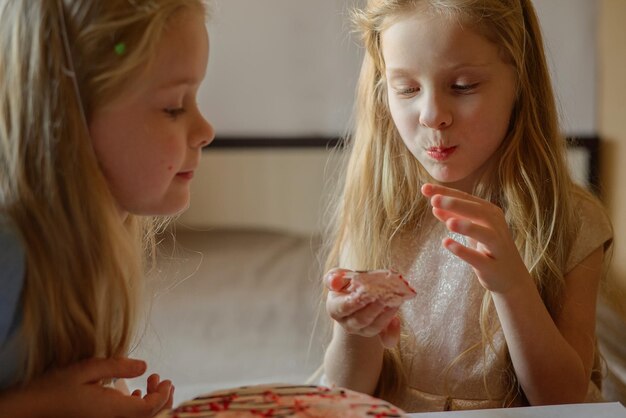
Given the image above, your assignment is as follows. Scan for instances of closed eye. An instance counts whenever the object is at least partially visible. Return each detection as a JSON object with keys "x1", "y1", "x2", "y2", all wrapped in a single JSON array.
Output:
[
  {"x1": 452, "y1": 83, "x2": 479, "y2": 93},
  {"x1": 396, "y1": 86, "x2": 420, "y2": 96},
  {"x1": 164, "y1": 107, "x2": 186, "y2": 119}
]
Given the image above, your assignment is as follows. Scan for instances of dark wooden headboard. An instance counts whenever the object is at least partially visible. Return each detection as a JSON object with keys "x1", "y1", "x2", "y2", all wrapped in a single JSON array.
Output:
[{"x1": 207, "y1": 136, "x2": 600, "y2": 193}]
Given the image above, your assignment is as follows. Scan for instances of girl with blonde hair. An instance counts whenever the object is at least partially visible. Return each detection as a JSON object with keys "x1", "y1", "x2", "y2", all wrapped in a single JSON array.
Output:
[
  {"x1": 0, "y1": 0, "x2": 214, "y2": 416},
  {"x1": 323, "y1": 0, "x2": 612, "y2": 412}
]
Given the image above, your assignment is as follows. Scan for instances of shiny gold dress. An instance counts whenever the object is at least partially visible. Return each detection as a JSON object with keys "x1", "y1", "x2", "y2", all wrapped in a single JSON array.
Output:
[{"x1": 389, "y1": 194, "x2": 613, "y2": 412}]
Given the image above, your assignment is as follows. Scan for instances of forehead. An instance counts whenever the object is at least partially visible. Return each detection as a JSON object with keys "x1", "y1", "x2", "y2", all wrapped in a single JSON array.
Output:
[
  {"x1": 380, "y1": 9, "x2": 502, "y2": 71},
  {"x1": 112, "y1": 8, "x2": 209, "y2": 98},
  {"x1": 151, "y1": 9, "x2": 209, "y2": 87}
]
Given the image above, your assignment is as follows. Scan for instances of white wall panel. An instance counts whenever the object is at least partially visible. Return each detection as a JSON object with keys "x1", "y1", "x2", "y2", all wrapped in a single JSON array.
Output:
[
  {"x1": 200, "y1": 0, "x2": 362, "y2": 137},
  {"x1": 199, "y1": 0, "x2": 597, "y2": 137}
]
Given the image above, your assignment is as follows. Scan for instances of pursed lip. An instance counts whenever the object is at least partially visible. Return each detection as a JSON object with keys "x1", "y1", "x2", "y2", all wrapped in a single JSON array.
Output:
[
  {"x1": 175, "y1": 170, "x2": 194, "y2": 180},
  {"x1": 426, "y1": 145, "x2": 457, "y2": 161}
]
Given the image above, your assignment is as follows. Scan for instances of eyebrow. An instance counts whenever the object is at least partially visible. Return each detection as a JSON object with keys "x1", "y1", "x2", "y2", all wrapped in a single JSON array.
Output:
[
  {"x1": 385, "y1": 68, "x2": 414, "y2": 77},
  {"x1": 157, "y1": 76, "x2": 201, "y2": 90},
  {"x1": 448, "y1": 63, "x2": 491, "y2": 71},
  {"x1": 386, "y1": 63, "x2": 491, "y2": 76}
]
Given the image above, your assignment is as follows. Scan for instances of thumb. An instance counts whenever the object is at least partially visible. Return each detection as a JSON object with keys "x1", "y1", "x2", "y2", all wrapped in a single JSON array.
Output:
[
  {"x1": 324, "y1": 268, "x2": 351, "y2": 292},
  {"x1": 73, "y1": 357, "x2": 147, "y2": 384},
  {"x1": 379, "y1": 316, "x2": 401, "y2": 349}
]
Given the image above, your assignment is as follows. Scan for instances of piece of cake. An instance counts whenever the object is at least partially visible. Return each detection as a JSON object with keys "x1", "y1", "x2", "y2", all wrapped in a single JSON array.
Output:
[
  {"x1": 158, "y1": 384, "x2": 408, "y2": 417},
  {"x1": 342, "y1": 269, "x2": 416, "y2": 308}
]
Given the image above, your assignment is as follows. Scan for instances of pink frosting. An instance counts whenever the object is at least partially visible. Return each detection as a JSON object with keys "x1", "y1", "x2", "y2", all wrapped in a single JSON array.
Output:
[
  {"x1": 343, "y1": 269, "x2": 417, "y2": 308},
  {"x1": 164, "y1": 384, "x2": 407, "y2": 417}
]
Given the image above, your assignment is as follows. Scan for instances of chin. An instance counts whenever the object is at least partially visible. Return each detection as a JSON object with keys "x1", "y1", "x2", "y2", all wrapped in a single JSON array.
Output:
[
  {"x1": 424, "y1": 166, "x2": 465, "y2": 182},
  {"x1": 161, "y1": 201, "x2": 191, "y2": 216},
  {"x1": 127, "y1": 199, "x2": 190, "y2": 217},
  {"x1": 428, "y1": 173, "x2": 463, "y2": 185}
]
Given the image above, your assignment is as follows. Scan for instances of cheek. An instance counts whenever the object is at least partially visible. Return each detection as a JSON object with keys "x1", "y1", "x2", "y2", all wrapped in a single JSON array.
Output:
[
  {"x1": 90, "y1": 108, "x2": 146, "y2": 165},
  {"x1": 388, "y1": 100, "x2": 415, "y2": 137},
  {"x1": 144, "y1": 134, "x2": 189, "y2": 180},
  {"x1": 463, "y1": 97, "x2": 511, "y2": 137},
  {"x1": 463, "y1": 117, "x2": 509, "y2": 157},
  {"x1": 90, "y1": 125, "x2": 127, "y2": 177},
  {"x1": 158, "y1": 134, "x2": 187, "y2": 163}
]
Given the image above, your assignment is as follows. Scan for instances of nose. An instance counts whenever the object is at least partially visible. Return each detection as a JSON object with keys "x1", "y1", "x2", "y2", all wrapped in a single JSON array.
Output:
[
  {"x1": 418, "y1": 92, "x2": 452, "y2": 130},
  {"x1": 191, "y1": 109, "x2": 215, "y2": 149}
]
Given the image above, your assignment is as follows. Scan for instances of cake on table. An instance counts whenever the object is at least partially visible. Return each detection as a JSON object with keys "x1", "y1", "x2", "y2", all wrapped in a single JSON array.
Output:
[{"x1": 158, "y1": 383, "x2": 408, "y2": 417}]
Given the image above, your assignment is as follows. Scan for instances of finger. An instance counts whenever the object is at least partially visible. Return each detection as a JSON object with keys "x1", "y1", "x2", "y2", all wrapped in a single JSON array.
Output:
[
  {"x1": 430, "y1": 195, "x2": 489, "y2": 226},
  {"x1": 70, "y1": 358, "x2": 147, "y2": 384},
  {"x1": 326, "y1": 292, "x2": 371, "y2": 319},
  {"x1": 342, "y1": 302, "x2": 387, "y2": 334},
  {"x1": 101, "y1": 384, "x2": 170, "y2": 418},
  {"x1": 442, "y1": 237, "x2": 492, "y2": 270},
  {"x1": 142, "y1": 380, "x2": 172, "y2": 415},
  {"x1": 421, "y1": 183, "x2": 480, "y2": 203},
  {"x1": 445, "y1": 218, "x2": 496, "y2": 250},
  {"x1": 147, "y1": 374, "x2": 160, "y2": 394},
  {"x1": 327, "y1": 275, "x2": 351, "y2": 292},
  {"x1": 165, "y1": 385, "x2": 175, "y2": 409},
  {"x1": 132, "y1": 389, "x2": 142, "y2": 397},
  {"x1": 431, "y1": 207, "x2": 457, "y2": 223},
  {"x1": 361, "y1": 307, "x2": 398, "y2": 335},
  {"x1": 324, "y1": 269, "x2": 352, "y2": 292},
  {"x1": 380, "y1": 316, "x2": 401, "y2": 348}
]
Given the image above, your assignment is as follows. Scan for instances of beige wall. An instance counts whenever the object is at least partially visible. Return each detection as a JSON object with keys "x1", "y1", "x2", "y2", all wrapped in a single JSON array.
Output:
[
  {"x1": 599, "y1": 0, "x2": 626, "y2": 295},
  {"x1": 180, "y1": 149, "x2": 342, "y2": 235}
]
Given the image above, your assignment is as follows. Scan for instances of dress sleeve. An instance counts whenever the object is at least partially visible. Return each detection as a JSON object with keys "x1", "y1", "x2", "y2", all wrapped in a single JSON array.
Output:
[
  {"x1": 0, "y1": 220, "x2": 26, "y2": 345},
  {"x1": 564, "y1": 194, "x2": 613, "y2": 274}
]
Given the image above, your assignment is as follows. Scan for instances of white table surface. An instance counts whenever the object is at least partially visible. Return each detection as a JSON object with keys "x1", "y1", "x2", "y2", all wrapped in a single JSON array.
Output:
[{"x1": 407, "y1": 402, "x2": 626, "y2": 418}]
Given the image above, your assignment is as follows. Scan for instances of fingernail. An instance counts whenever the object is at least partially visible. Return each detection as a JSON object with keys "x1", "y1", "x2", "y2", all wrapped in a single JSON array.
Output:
[
  {"x1": 338, "y1": 278, "x2": 351, "y2": 291},
  {"x1": 134, "y1": 360, "x2": 147, "y2": 372}
]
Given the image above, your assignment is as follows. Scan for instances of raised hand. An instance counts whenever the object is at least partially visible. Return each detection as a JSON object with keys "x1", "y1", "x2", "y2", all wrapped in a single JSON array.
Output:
[
  {"x1": 421, "y1": 183, "x2": 532, "y2": 294},
  {"x1": 325, "y1": 268, "x2": 401, "y2": 348}
]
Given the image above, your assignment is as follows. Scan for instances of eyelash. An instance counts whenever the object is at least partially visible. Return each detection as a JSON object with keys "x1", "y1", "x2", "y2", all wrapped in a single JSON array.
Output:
[
  {"x1": 396, "y1": 83, "x2": 480, "y2": 96},
  {"x1": 164, "y1": 107, "x2": 186, "y2": 119},
  {"x1": 453, "y1": 83, "x2": 479, "y2": 93}
]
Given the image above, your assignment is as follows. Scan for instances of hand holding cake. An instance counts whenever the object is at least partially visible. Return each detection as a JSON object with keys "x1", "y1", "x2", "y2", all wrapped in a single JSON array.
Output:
[
  {"x1": 325, "y1": 268, "x2": 416, "y2": 348},
  {"x1": 341, "y1": 269, "x2": 417, "y2": 308}
]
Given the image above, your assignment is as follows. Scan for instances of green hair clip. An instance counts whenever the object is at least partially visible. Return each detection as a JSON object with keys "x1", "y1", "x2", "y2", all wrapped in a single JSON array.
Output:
[{"x1": 114, "y1": 42, "x2": 126, "y2": 56}]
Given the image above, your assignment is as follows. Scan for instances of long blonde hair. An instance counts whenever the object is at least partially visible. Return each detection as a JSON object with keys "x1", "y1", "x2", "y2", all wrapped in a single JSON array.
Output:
[
  {"x1": 325, "y1": 0, "x2": 607, "y2": 402},
  {"x1": 0, "y1": 0, "x2": 207, "y2": 383}
]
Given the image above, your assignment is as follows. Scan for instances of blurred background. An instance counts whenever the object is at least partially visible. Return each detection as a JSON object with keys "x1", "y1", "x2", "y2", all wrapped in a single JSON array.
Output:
[{"x1": 190, "y1": 0, "x2": 626, "y2": 298}]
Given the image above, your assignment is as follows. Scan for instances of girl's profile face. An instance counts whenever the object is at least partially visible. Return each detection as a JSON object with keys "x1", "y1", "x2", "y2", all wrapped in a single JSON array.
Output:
[
  {"x1": 381, "y1": 10, "x2": 517, "y2": 193},
  {"x1": 89, "y1": 8, "x2": 214, "y2": 217}
]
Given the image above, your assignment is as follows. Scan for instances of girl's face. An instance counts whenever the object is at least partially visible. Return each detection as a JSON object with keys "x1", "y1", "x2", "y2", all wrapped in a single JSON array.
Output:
[
  {"x1": 381, "y1": 10, "x2": 517, "y2": 193},
  {"x1": 89, "y1": 9, "x2": 214, "y2": 217}
]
